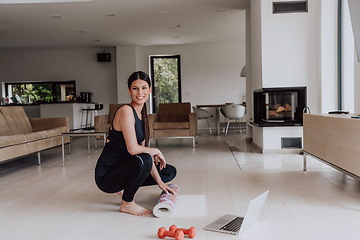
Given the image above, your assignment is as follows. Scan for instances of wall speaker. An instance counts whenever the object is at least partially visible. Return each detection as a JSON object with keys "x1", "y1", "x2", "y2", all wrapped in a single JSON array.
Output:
[{"x1": 97, "y1": 53, "x2": 111, "y2": 62}]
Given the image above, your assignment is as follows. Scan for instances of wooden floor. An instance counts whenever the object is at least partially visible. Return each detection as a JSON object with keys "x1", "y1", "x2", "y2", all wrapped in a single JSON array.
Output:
[{"x1": 1, "y1": 132, "x2": 360, "y2": 240}]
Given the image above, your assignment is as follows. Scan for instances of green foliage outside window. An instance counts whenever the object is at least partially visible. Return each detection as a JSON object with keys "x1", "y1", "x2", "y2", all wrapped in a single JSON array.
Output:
[
  {"x1": 153, "y1": 58, "x2": 179, "y2": 104},
  {"x1": 12, "y1": 83, "x2": 53, "y2": 104}
]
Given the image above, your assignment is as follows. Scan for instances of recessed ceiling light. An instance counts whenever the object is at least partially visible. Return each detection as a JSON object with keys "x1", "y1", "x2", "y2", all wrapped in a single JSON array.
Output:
[
  {"x1": 50, "y1": 15, "x2": 64, "y2": 19},
  {"x1": 105, "y1": 13, "x2": 116, "y2": 17},
  {"x1": 167, "y1": 25, "x2": 181, "y2": 30},
  {"x1": 160, "y1": 10, "x2": 172, "y2": 15},
  {"x1": 215, "y1": 8, "x2": 227, "y2": 12}
]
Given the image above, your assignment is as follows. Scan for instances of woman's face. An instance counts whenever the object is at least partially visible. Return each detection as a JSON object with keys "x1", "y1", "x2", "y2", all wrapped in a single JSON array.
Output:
[{"x1": 128, "y1": 79, "x2": 151, "y2": 105}]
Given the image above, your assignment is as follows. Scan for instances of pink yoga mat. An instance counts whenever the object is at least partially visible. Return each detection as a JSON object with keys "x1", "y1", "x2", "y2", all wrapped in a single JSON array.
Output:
[{"x1": 153, "y1": 184, "x2": 180, "y2": 217}]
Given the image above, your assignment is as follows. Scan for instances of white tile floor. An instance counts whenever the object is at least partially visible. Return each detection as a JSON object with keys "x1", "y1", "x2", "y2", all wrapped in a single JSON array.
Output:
[{"x1": 1, "y1": 132, "x2": 360, "y2": 240}]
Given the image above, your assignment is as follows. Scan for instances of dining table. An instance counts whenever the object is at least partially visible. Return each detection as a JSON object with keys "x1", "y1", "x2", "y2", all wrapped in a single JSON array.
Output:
[
  {"x1": 196, "y1": 104, "x2": 226, "y2": 135},
  {"x1": 197, "y1": 103, "x2": 246, "y2": 135}
]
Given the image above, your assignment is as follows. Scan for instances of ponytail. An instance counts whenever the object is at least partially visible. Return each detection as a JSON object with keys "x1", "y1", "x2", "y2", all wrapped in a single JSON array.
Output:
[{"x1": 142, "y1": 102, "x2": 150, "y2": 147}]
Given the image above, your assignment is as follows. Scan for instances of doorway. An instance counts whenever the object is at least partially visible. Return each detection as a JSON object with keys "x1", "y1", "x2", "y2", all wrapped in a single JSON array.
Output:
[{"x1": 150, "y1": 55, "x2": 181, "y2": 113}]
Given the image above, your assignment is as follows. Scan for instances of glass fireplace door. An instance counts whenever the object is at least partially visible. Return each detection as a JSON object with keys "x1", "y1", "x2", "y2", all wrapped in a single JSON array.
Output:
[{"x1": 263, "y1": 92, "x2": 298, "y2": 122}]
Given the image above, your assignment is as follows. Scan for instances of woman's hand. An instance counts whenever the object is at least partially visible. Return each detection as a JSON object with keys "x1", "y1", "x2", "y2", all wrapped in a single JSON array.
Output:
[
  {"x1": 154, "y1": 151, "x2": 166, "y2": 170},
  {"x1": 158, "y1": 181, "x2": 176, "y2": 195}
]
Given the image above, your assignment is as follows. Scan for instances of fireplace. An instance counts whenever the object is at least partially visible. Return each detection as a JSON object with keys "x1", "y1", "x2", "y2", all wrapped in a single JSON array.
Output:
[{"x1": 253, "y1": 87, "x2": 306, "y2": 127}]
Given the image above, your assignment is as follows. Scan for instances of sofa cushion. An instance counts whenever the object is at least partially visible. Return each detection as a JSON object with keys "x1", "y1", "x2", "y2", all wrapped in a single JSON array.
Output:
[
  {"x1": 24, "y1": 131, "x2": 49, "y2": 142},
  {"x1": 0, "y1": 106, "x2": 33, "y2": 135},
  {"x1": 0, "y1": 111, "x2": 12, "y2": 136},
  {"x1": 45, "y1": 126, "x2": 67, "y2": 137},
  {"x1": 154, "y1": 122, "x2": 189, "y2": 130},
  {"x1": 0, "y1": 134, "x2": 27, "y2": 148}
]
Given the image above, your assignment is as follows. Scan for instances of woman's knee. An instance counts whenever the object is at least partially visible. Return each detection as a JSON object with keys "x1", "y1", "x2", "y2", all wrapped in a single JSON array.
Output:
[
  {"x1": 135, "y1": 153, "x2": 152, "y2": 171},
  {"x1": 162, "y1": 164, "x2": 177, "y2": 182}
]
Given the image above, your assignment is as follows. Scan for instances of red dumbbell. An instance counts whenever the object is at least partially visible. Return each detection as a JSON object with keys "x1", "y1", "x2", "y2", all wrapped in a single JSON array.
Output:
[
  {"x1": 169, "y1": 225, "x2": 196, "y2": 238},
  {"x1": 158, "y1": 227, "x2": 184, "y2": 240}
]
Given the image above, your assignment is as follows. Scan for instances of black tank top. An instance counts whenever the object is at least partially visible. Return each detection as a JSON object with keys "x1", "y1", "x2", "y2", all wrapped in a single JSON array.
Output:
[
  {"x1": 95, "y1": 104, "x2": 145, "y2": 177},
  {"x1": 107, "y1": 104, "x2": 145, "y2": 146}
]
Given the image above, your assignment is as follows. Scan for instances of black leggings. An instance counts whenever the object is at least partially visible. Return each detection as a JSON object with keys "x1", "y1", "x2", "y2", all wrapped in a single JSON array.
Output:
[{"x1": 95, "y1": 153, "x2": 176, "y2": 202}]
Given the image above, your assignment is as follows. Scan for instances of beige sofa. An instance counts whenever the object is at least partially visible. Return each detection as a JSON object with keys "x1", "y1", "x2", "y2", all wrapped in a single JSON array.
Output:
[{"x1": 0, "y1": 106, "x2": 70, "y2": 165}]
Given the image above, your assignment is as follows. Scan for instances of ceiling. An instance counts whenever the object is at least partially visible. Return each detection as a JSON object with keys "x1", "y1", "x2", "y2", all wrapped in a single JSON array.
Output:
[{"x1": 0, "y1": 0, "x2": 250, "y2": 49}]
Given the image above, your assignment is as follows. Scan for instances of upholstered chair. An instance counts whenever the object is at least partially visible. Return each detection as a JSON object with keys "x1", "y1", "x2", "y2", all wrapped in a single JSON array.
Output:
[
  {"x1": 147, "y1": 102, "x2": 197, "y2": 147},
  {"x1": 94, "y1": 103, "x2": 126, "y2": 138}
]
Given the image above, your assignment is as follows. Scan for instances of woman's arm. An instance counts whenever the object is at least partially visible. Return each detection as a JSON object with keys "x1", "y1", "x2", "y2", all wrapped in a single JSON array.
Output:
[
  {"x1": 114, "y1": 105, "x2": 165, "y2": 162},
  {"x1": 149, "y1": 161, "x2": 176, "y2": 194}
]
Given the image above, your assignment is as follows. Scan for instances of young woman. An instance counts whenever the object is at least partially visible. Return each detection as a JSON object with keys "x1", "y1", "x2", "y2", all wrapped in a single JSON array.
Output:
[{"x1": 95, "y1": 71, "x2": 177, "y2": 216}]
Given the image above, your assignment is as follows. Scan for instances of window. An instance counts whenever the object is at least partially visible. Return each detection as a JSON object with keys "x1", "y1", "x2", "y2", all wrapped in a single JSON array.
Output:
[
  {"x1": 5, "y1": 80, "x2": 76, "y2": 104},
  {"x1": 150, "y1": 55, "x2": 181, "y2": 113}
]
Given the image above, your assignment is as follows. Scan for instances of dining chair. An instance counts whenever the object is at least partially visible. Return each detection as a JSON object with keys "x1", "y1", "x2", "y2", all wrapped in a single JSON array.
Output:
[
  {"x1": 192, "y1": 106, "x2": 213, "y2": 134},
  {"x1": 220, "y1": 104, "x2": 246, "y2": 135}
]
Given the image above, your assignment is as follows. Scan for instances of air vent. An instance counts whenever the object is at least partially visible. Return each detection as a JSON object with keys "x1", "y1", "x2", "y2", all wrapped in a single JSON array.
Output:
[
  {"x1": 273, "y1": 1, "x2": 308, "y2": 14},
  {"x1": 281, "y1": 137, "x2": 302, "y2": 149}
]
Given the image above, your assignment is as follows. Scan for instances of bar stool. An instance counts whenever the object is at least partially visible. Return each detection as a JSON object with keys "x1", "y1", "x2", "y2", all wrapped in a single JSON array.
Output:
[
  {"x1": 81, "y1": 104, "x2": 103, "y2": 130},
  {"x1": 81, "y1": 108, "x2": 96, "y2": 130}
]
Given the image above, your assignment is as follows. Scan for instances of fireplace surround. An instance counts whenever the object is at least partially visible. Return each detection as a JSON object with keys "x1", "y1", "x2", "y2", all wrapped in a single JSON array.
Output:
[{"x1": 253, "y1": 87, "x2": 306, "y2": 127}]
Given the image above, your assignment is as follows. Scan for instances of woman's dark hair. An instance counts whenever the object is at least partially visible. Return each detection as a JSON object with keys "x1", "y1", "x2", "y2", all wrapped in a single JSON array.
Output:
[{"x1": 128, "y1": 71, "x2": 151, "y2": 147}]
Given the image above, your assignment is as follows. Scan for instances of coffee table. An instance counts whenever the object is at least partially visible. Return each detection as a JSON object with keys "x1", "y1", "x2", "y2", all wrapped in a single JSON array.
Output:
[{"x1": 61, "y1": 129, "x2": 106, "y2": 166}]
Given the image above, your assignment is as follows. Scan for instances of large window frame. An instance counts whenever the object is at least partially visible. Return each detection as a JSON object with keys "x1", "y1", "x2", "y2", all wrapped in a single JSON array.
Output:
[
  {"x1": 4, "y1": 80, "x2": 76, "y2": 104},
  {"x1": 150, "y1": 55, "x2": 182, "y2": 113}
]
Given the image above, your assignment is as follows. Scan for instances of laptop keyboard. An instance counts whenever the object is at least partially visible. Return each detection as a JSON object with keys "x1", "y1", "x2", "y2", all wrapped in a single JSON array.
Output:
[{"x1": 220, "y1": 217, "x2": 244, "y2": 233}]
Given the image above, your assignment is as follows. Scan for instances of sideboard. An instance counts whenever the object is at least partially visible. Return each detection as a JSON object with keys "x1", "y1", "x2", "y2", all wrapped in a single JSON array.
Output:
[{"x1": 303, "y1": 113, "x2": 360, "y2": 180}]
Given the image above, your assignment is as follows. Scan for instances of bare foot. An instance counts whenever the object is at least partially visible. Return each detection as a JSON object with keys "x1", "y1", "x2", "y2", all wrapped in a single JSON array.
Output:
[
  {"x1": 120, "y1": 201, "x2": 152, "y2": 216},
  {"x1": 116, "y1": 191, "x2": 123, "y2": 197}
]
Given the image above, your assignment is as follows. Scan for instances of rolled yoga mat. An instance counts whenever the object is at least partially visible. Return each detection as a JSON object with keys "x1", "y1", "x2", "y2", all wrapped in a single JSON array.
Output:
[{"x1": 153, "y1": 184, "x2": 180, "y2": 218}]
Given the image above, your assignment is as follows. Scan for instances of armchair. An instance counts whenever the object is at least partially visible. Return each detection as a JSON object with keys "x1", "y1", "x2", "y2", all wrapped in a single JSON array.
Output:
[
  {"x1": 94, "y1": 103, "x2": 126, "y2": 138},
  {"x1": 148, "y1": 102, "x2": 197, "y2": 147}
]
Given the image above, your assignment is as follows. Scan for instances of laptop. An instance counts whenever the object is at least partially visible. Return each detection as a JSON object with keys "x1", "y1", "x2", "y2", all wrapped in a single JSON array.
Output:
[{"x1": 204, "y1": 190, "x2": 269, "y2": 235}]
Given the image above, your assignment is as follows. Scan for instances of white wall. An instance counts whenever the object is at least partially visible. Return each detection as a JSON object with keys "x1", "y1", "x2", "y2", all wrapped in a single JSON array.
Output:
[
  {"x1": 262, "y1": 0, "x2": 317, "y2": 87},
  {"x1": 116, "y1": 46, "x2": 137, "y2": 104},
  {"x1": 347, "y1": 0, "x2": 360, "y2": 113},
  {"x1": 250, "y1": 0, "x2": 263, "y2": 91},
  {"x1": 0, "y1": 47, "x2": 117, "y2": 114},
  {"x1": 355, "y1": 55, "x2": 360, "y2": 112},
  {"x1": 320, "y1": 0, "x2": 338, "y2": 113},
  {"x1": 116, "y1": 40, "x2": 246, "y2": 130},
  {"x1": 342, "y1": 0, "x2": 355, "y2": 112}
]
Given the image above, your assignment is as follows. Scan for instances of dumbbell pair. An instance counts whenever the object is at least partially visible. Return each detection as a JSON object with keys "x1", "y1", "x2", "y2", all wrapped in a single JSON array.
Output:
[{"x1": 158, "y1": 225, "x2": 196, "y2": 240}]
